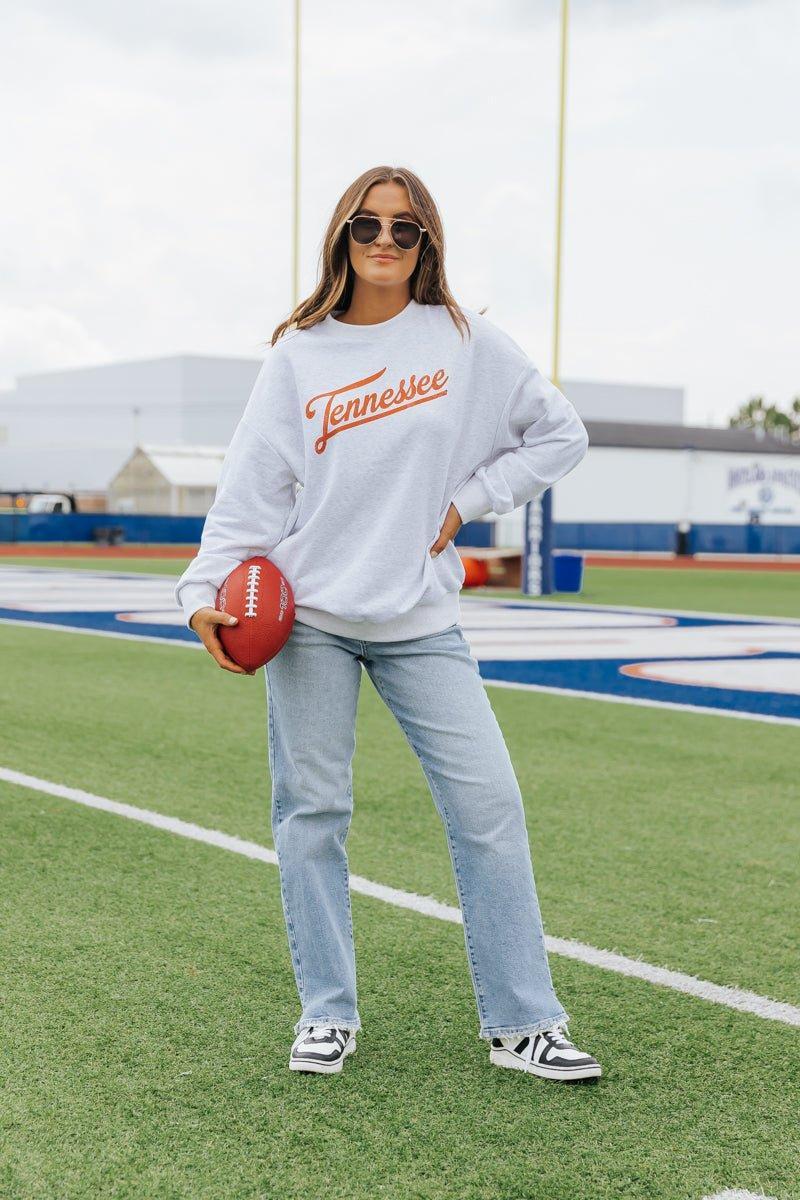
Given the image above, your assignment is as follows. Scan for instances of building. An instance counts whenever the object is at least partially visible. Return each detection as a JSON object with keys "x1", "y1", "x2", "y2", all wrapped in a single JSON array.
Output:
[
  {"x1": 0, "y1": 355, "x2": 262, "y2": 504},
  {"x1": 6, "y1": 353, "x2": 797, "y2": 551},
  {"x1": 493, "y1": 419, "x2": 800, "y2": 551},
  {"x1": 107, "y1": 445, "x2": 227, "y2": 515},
  {"x1": 558, "y1": 379, "x2": 684, "y2": 425},
  {"x1": 559, "y1": 420, "x2": 800, "y2": 524},
  {"x1": 0, "y1": 354, "x2": 684, "y2": 504}
]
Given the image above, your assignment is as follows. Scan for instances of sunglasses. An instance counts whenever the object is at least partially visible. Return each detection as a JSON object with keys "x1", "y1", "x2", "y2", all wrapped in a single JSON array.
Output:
[{"x1": 345, "y1": 214, "x2": 427, "y2": 252}]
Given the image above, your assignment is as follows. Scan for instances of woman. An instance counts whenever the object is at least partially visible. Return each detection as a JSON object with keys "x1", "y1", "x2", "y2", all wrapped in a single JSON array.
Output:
[{"x1": 175, "y1": 165, "x2": 600, "y2": 1083}]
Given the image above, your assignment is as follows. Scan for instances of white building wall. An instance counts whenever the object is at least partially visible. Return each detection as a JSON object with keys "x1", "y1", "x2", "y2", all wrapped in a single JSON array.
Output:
[
  {"x1": 0, "y1": 355, "x2": 261, "y2": 451},
  {"x1": 562, "y1": 379, "x2": 684, "y2": 425},
  {"x1": 0, "y1": 445, "x2": 131, "y2": 492},
  {"x1": 180, "y1": 358, "x2": 260, "y2": 443},
  {"x1": 493, "y1": 447, "x2": 800, "y2": 545},
  {"x1": 555, "y1": 448, "x2": 688, "y2": 522},
  {"x1": 7, "y1": 359, "x2": 185, "y2": 446},
  {"x1": 0, "y1": 355, "x2": 261, "y2": 494},
  {"x1": 552, "y1": 448, "x2": 800, "y2": 525}
]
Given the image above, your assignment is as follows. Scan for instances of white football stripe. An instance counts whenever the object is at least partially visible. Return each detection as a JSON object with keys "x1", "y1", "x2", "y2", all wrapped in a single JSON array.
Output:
[
  {"x1": 2, "y1": 765, "x2": 799, "y2": 1029},
  {"x1": 622, "y1": 657, "x2": 800, "y2": 695},
  {"x1": 702, "y1": 1191, "x2": 779, "y2": 1199},
  {"x1": 484, "y1": 677, "x2": 800, "y2": 727}
]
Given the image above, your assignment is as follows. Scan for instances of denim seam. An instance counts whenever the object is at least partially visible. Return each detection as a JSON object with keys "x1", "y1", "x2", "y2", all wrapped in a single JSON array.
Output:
[
  {"x1": 342, "y1": 774, "x2": 357, "y2": 953},
  {"x1": 266, "y1": 673, "x2": 306, "y2": 1004},
  {"x1": 366, "y1": 664, "x2": 489, "y2": 1028},
  {"x1": 421, "y1": 760, "x2": 489, "y2": 1026}
]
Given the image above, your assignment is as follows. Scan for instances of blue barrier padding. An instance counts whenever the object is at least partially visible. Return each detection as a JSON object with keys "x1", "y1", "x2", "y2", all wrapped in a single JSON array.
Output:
[
  {"x1": 454, "y1": 520, "x2": 493, "y2": 548},
  {"x1": 554, "y1": 522, "x2": 677, "y2": 551},
  {"x1": 0, "y1": 512, "x2": 495, "y2": 547},
  {"x1": 688, "y1": 524, "x2": 800, "y2": 555},
  {"x1": 2, "y1": 512, "x2": 799, "y2": 555},
  {"x1": 0, "y1": 512, "x2": 205, "y2": 543}
]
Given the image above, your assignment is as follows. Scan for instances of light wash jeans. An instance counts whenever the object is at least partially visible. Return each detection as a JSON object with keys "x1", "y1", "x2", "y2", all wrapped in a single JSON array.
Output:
[{"x1": 264, "y1": 617, "x2": 569, "y2": 1041}]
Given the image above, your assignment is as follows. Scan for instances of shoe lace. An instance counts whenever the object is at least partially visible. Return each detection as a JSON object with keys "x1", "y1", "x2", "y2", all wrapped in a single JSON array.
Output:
[
  {"x1": 309, "y1": 1025, "x2": 336, "y2": 1040},
  {"x1": 518, "y1": 1023, "x2": 573, "y2": 1067},
  {"x1": 544, "y1": 1023, "x2": 573, "y2": 1048}
]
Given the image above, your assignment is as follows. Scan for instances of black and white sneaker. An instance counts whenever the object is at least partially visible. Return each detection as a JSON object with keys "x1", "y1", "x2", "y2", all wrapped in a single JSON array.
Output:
[
  {"x1": 489, "y1": 1024, "x2": 601, "y2": 1082},
  {"x1": 289, "y1": 1025, "x2": 356, "y2": 1074}
]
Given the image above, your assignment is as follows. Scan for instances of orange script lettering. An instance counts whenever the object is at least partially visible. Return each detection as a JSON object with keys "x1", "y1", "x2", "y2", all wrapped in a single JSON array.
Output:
[{"x1": 305, "y1": 366, "x2": 449, "y2": 454}]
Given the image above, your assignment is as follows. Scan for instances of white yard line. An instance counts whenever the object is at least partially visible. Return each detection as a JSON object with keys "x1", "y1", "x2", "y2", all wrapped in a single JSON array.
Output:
[
  {"x1": 0, "y1": 615, "x2": 202, "y2": 649},
  {"x1": 3, "y1": 765, "x2": 799, "y2": 1030},
  {"x1": 703, "y1": 1191, "x2": 779, "y2": 1199},
  {"x1": 484, "y1": 677, "x2": 800, "y2": 727},
  {"x1": 463, "y1": 591, "x2": 800, "y2": 627}
]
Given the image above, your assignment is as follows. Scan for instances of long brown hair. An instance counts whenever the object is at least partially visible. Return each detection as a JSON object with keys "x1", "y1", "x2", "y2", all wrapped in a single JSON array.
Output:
[{"x1": 268, "y1": 165, "x2": 485, "y2": 346}]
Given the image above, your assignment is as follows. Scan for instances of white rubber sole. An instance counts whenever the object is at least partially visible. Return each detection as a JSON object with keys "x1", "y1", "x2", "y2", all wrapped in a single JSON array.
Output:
[
  {"x1": 289, "y1": 1036, "x2": 356, "y2": 1074},
  {"x1": 489, "y1": 1046, "x2": 601, "y2": 1081}
]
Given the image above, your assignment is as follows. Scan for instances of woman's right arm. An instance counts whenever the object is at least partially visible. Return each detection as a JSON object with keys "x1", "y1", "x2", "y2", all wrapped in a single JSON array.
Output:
[{"x1": 176, "y1": 354, "x2": 301, "y2": 673}]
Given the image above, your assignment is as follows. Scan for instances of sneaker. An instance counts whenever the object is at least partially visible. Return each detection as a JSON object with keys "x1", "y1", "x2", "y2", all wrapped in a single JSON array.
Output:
[
  {"x1": 489, "y1": 1024, "x2": 601, "y2": 1082},
  {"x1": 289, "y1": 1025, "x2": 357, "y2": 1074}
]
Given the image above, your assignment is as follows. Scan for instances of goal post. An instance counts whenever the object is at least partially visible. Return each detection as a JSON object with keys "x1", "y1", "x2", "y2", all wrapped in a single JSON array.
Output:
[{"x1": 520, "y1": 488, "x2": 554, "y2": 596}]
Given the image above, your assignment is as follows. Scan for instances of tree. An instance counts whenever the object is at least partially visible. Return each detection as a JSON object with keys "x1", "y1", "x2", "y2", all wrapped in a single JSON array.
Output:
[{"x1": 729, "y1": 395, "x2": 800, "y2": 442}]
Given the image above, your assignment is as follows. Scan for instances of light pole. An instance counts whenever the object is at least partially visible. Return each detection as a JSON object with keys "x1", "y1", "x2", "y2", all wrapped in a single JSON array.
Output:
[
  {"x1": 523, "y1": 0, "x2": 569, "y2": 597},
  {"x1": 552, "y1": 0, "x2": 569, "y2": 391},
  {"x1": 292, "y1": 0, "x2": 302, "y2": 309}
]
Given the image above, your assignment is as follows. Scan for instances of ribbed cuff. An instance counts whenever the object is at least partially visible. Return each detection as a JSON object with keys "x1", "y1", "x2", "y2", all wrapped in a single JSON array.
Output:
[
  {"x1": 178, "y1": 581, "x2": 219, "y2": 630},
  {"x1": 451, "y1": 473, "x2": 493, "y2": 524}
]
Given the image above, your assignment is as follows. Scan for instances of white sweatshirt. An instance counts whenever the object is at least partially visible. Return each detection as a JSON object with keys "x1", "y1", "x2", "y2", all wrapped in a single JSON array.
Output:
[{"x1": 174, "y1": 298, "x2": 589, "y2": 641}]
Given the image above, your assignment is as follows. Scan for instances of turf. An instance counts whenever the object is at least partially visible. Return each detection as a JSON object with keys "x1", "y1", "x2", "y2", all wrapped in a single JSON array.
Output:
[
  {"x1": 2, "y1": 609, "x2": 800, "y2": 1198},
  {"x1": 1, "y1": 619, "x2": 797, "y2": 1006},
  {"x1": 3, "y1": 786, "x2": 799, "y2": 1200},
  {"x1": 475, "y1": 565, "x2": 800, "y2": 621},
  {"x1": 2, "y1": 553, "x2": 797, "y2": 619},
  {"x1": 2, "y1": 555, "x2": 799, "y2": 1199}
]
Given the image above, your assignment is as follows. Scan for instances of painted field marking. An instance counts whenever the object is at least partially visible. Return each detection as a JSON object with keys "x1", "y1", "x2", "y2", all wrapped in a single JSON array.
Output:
[
  {"x1": 0, "y1": 614, "x2": 195, "y2": 649},
  {"x1": 1, "y1": 614, "x2": 799, "y2": 728},
  {"x1": 463, "y1": 591, "x2": 800, "y2": 627},
  {"x1": 485, "y1": 677, "x2": 800, "y2": 727},
  {"x1": 3, "y1": 765, "x2": 799, "y2": 1030},
  {"x1": 702, "y1": 1191, "x2": 779, "y2": 1199},
  {"x1": 3, "y1": 565, "x2": 800, "y2": 724}
]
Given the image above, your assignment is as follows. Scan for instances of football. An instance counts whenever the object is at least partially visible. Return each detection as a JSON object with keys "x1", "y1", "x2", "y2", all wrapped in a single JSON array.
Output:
[{"x1": 216, "y1": 556, "x2": 295, "y2": 671}]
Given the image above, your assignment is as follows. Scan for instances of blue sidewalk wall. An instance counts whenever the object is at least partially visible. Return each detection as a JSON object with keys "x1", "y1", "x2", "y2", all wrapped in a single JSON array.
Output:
[
  {"x1": 0, "y1": 512, "x2": 205, "y2": 544},
  {"x1": 1, "y1": 512, "x2": 799, "y2": 555},
  {"x1": 555, "y1": 522, "x2": 677, "y2": 552}
]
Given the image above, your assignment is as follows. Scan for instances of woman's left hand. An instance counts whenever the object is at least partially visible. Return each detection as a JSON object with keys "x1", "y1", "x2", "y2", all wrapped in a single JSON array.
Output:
[{"x1": 429, "y1": 503, "x2": 463, "y2": 557}]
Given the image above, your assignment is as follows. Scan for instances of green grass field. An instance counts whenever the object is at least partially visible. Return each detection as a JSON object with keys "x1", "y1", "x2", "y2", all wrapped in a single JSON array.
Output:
[{"x1": 2, "y1": 557, "x2": 799, "y2": 1199}]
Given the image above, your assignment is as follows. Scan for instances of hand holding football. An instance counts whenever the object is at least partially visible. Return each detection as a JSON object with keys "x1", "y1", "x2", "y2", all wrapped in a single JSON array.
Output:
[{"x1": 215, "y1": 557, "x2": 295, "y2": 671}]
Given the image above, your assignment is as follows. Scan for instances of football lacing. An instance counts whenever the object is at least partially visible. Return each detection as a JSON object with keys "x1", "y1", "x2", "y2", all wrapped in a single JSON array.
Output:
[{"x1": 244, "y1": 563, "x2": 261, "y2": 617}]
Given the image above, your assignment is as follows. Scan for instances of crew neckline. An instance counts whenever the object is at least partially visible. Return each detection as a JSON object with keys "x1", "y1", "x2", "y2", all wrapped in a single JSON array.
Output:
[{"x1": 322, "y1": 298, "x2": 420, "y2": 337}]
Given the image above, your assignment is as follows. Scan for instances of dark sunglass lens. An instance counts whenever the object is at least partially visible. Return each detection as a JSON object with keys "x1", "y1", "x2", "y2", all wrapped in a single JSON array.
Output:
[
  {"x1": 392, "y1": 220, "x2": 421, "y2": 250},
  {"x1": 350, "y1": 216, "x2": 380, "y2": 244}
]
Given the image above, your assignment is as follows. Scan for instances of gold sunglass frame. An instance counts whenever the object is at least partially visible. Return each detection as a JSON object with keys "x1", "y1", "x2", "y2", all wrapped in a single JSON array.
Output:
[{"x1": 345, "y1": 215, "x2": 428, "y2": 251}]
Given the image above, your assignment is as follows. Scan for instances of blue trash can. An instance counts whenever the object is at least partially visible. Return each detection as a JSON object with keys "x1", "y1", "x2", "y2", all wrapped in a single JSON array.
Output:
[{"x1": 553, "y1": 551, "x2": 584, "y2": 593}]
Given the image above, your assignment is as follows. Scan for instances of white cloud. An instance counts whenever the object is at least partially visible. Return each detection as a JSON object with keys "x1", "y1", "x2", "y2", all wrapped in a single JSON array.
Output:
[
  {"x1": 0, "y1": 305, "x2": 109, "y2": 386},
  {"x1": 21, "y1": 0, "x2": 282, "y2": 58}
]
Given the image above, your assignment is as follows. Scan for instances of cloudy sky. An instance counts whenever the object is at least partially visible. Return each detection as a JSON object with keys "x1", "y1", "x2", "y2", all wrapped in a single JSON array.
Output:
[{"x1": 2, "y1": 0, "x2": 797, "y2": 425}]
